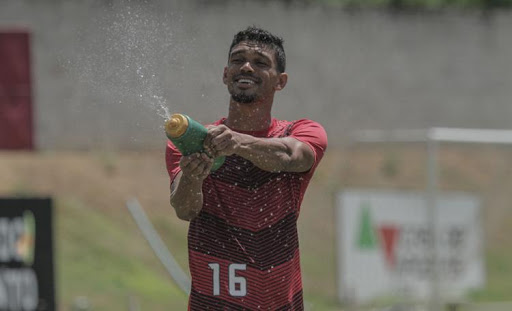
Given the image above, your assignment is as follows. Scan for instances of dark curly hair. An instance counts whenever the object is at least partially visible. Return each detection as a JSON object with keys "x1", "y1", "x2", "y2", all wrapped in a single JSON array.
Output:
[{"x1": 228, "y1": 26, "x2": 286, "y2": 73}]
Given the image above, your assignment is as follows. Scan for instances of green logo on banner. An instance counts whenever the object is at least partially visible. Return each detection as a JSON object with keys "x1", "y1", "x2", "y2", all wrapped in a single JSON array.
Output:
[
  {"x1": 17, "y1": 211, "x2": 36, "y2": 265},
  {"x1": 356, "y1": 202, "x2": 377, "y2": 249}
]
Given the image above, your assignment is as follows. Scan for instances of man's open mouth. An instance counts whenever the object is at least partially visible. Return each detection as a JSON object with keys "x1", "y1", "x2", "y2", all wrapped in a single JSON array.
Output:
[
  {"x1": 235, "y1": 76, "x2": 259, "y2": 86},
  {"x1": 237, "y1": 78, "x2": 256, "y2": 85}
]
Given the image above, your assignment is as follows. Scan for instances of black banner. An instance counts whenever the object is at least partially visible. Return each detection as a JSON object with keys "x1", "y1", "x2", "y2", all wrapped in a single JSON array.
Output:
[{"x1": 0, "y1": 198, "x2": 54, "y2": 311}]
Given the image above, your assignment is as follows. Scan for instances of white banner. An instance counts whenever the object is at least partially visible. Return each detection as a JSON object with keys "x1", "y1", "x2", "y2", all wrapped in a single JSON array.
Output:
[{"x1": 336, "y1": 189, "x2": 485, "y2": 304}]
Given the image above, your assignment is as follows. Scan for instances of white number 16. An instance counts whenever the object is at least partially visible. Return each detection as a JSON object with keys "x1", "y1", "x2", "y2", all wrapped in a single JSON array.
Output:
[{"x1": 208, "y1": 263, "x2": 247, "y2": 297}]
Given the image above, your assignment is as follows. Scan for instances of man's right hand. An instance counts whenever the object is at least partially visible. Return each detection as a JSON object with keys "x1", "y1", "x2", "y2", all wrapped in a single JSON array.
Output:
[
  {"x1": 179, "y1": 152, "x2": 214, "y2": 181},
  {"x1": 171, "y1": 152, "x2": 212, "y2": 221}
]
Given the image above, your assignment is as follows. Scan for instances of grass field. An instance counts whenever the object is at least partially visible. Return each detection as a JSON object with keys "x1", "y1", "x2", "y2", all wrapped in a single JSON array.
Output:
[{"x1": 0, "y1": 145, "x2": 511, "y2": 310}]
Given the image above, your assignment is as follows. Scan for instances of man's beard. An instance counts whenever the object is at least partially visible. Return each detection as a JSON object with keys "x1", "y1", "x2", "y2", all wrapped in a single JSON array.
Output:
[{"x1": 231, "y1": 92, "x2": 257, "y2": 104}]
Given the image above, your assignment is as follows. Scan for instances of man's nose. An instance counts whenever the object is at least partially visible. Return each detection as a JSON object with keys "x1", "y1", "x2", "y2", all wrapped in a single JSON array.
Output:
[{"x1": 240, "y1": 61, "x2": 254, "y2": 72}]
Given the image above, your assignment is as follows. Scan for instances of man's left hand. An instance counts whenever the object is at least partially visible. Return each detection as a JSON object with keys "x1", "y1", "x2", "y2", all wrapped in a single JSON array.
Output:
[{"x1": 203, "y1": 125, "x2": 241, "y2": 158}]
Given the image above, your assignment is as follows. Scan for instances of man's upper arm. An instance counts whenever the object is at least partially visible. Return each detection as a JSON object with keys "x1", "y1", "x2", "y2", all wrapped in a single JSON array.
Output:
[{"x1": 287, "y1": 119, "x2": 328, "y2": 173}]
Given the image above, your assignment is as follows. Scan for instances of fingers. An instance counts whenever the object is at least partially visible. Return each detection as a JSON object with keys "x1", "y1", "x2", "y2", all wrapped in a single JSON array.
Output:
[
  {"x1": 204, "y1": 125, "x2": 227, "y2": 145},
  {"x1": 203, "y1": 126, "x2": 215, "y2": 149},
  {"x1": 180, "y1": 153, "x2": 214, "y2": 180},
  {"x1": 204, "y1": 125, "x2": 235, "y2": 157},
  {"x1": 211, "y1": 135, "x2": 229, "y2": 154}
]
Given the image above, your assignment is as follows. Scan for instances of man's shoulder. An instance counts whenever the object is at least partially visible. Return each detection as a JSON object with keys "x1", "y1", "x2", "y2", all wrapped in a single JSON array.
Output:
[
  {"x1": 284, "y1": 119, "x2": 328, "y2": 150},
  {"x1": 281, "y1": 118, "x2": 326, "y2": 133},
  {"x1": 271, "y1": 118, "x2": 325, "y2": 138},
  {"x1": 275, "y1": 118, "x2": 323, "y2": 127}
]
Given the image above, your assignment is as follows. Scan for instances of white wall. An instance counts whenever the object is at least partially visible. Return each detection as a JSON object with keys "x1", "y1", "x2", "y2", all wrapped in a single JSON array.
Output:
[{"x1": 1, "y1": 0, "x2": 511, "y2": 149}]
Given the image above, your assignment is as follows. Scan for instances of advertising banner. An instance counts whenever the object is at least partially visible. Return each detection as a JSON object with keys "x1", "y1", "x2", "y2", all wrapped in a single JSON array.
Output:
[
  {"x1": 0, "y1": 198, "x2": 54, "y2": 311},
  {"x1": 336, "y1": 189, "x2": 485, "y2": 304}
]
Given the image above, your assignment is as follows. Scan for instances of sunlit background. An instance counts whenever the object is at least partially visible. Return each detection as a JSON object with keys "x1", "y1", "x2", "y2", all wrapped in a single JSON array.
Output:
[{"x1": 1, "y1": 0, "x2": 511, "y2": 310}]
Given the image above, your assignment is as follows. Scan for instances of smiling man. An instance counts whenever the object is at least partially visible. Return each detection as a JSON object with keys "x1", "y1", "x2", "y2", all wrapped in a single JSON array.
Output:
[{"x1": 166, "y1": 26, "x2": 328, "y2": 310}]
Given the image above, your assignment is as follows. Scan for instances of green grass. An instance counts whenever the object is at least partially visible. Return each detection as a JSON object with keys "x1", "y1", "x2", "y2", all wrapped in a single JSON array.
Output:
[
  {"x1": 56, "y1": 197, "x2": 188, "y2": 311},
  {"x1": 54, "y1": 196, "x2": 512, "y2": 311},
  {"x1": 53, "y1": 196, "x2": 512, "y2": 311},
  {"x1": 52, "y1": 153, "x2": 512, "y2": 311},
  {"x1": 469, "y1": 247, "x2": 512, "y2": 302}
]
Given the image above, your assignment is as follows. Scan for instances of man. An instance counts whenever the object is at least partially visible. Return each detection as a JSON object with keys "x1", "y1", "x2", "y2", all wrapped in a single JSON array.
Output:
[{"x1": 166, "y1": 26, "x2": 327, "y2": 310}]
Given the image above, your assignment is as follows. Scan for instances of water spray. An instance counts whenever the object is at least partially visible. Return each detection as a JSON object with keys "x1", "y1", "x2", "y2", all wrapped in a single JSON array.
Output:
[{"x1": 165, "y1": 114, "x2": 225, "y2": 171}]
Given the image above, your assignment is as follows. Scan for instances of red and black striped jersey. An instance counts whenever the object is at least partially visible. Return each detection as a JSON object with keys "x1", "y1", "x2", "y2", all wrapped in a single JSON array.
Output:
[{"x1": 166, "y1": 118, "x2": 327, "y2": 310}]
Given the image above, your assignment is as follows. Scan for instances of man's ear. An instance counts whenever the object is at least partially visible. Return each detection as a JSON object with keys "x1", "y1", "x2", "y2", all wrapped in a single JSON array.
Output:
[
  {"x1": 275, "y1": 72, "x2": 288, "y2": 91},
  {"x1": 222, "y1": 67, "x2": 228, "y2": 85}
]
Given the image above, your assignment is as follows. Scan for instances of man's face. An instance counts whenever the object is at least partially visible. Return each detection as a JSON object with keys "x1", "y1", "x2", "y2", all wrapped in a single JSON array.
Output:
[{"x1": 223, "y1": 41, "x2": 286, "y2": 104}]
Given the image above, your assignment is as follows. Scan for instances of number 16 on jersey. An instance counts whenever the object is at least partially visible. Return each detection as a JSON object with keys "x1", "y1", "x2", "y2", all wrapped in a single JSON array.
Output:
[{"x1": 208, "y1": 263, "x2": 247, "y2": 297}]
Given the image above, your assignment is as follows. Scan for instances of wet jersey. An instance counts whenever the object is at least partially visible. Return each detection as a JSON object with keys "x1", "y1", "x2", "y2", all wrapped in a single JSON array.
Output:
[{"x1": 166, "y1": 118, "x2": 327, "y2": 310}]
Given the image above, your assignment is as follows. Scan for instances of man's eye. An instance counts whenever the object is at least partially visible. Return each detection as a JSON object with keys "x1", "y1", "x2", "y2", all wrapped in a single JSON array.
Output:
[
  {"x1": 257, "y1": 61, "x2": 269, "y2": 67},
  {"x1": 231, "y1": 59, "x2": 243, "y2": 64}
]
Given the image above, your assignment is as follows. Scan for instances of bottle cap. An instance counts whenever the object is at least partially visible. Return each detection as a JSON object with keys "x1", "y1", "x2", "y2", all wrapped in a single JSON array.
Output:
[{"x1": 165, "y1": 114, "x2": 189, "y2": 138}]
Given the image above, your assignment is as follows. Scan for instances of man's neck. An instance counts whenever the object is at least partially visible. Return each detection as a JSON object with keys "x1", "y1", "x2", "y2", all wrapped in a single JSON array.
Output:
[{"x1": 225, "y1": 100, "x2": 272, "y2": 132}]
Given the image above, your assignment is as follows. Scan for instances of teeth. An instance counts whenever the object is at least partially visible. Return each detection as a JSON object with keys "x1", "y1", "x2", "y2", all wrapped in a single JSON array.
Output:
[{"x1": 238, "y1": 79, "x2": 255, "y2": 84}]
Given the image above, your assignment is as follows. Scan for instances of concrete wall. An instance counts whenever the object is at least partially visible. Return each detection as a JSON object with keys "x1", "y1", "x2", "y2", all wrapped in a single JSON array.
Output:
[{"x1": 1, "y1": 0, "x2": 511, "y2": 149}]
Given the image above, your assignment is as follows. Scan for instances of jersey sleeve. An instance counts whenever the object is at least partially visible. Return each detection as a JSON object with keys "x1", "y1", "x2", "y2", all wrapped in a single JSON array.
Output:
[
  {"x1": 288, "y1": 119, "x2": 328, "y2": 172},
  {"x1": 165, "y1": 140, "x2": 182, "y2": 185}
]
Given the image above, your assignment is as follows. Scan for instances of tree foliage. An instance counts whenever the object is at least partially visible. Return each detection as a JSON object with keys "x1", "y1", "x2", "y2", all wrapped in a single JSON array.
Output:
[{"x1": 302, "y1": 0, "x2": 512, "y2": 9}]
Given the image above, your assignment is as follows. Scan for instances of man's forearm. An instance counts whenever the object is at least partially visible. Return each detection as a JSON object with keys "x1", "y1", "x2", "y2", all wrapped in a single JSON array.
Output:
[
  {"x1": 170, "y1": 173, "x2": 204, "y2": 221},
  {"x1": 235, "y1": 134, "x2": 311, "y2": 173}
]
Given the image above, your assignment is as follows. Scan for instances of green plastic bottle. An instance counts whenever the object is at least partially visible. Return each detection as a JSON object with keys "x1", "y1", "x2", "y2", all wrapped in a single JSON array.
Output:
[{"x1": 165, "y1": 113, "x2": 225, "y2": 171}]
